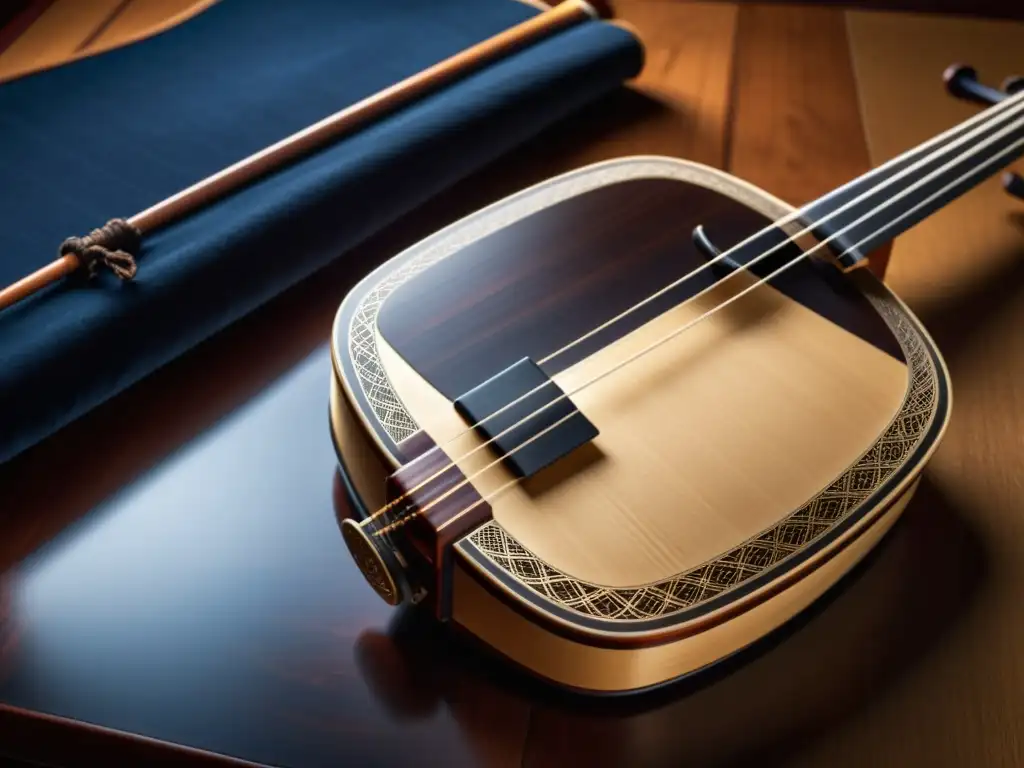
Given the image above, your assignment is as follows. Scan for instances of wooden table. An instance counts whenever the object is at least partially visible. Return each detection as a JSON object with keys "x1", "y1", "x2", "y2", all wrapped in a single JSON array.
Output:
[{"x1": 1, "y1": 2, "x2": 1023, "y2": 766}]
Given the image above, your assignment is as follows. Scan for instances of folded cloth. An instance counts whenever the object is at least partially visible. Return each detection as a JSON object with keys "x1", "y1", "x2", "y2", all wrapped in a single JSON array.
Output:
[{"x1": 0, "y1": 0, "x2": 643, "y2": 464}]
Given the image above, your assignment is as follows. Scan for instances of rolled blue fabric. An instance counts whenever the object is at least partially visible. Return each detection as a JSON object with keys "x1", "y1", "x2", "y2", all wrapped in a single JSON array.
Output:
[{"x1": 0, "y1": 0, "x2": 643, "y2": 464}]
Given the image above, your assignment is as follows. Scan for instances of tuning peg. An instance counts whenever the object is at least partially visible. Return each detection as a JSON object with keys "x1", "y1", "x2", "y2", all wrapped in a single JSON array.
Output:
[
  {"x1": 944, "y1": 63, "x2": 1010, "y2": 106},
  {"x1": 1004, "y1": 172, "x2": 1024, "y2": 202},
  {"x1": 1001, "y1": 75, "x2": 1024, "y2": 95},
  {"x1": 943, "y1": 65, "x2": 1022, "y2": 205}
]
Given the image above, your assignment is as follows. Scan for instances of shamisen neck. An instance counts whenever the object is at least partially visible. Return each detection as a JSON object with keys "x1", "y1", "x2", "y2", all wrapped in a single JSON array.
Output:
[{"x1": 795, "y1": 88, "x2": 1024, "y2": 270}]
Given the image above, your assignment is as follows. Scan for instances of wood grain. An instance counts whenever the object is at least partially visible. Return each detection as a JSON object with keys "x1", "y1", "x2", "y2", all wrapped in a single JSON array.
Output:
[
  {"x1": 611, "y1": 2, "x2": 738, "y2": 167},
  {"x1": 0, "y1": 0, "x2": 219, "y2": 83},
  {"x1": 376, "y1": 181, "x2": 902, "y2": 397},
  {"x1": 728, "y1": 6, "x2": 869, "y2": 203},
  {"x1": 0, "y1": 0, "x2": 124, "y2": 75},
  {"x1": 727, "y1": 4, "x2": 891, "y2": 275},
  {"x1": 0, "y1": 1, "x2": 56, "y2": 58},
  {"x1": 786, "y1": 12, "x2": 1024, "y2": 767},
  {"x1": 665, "y1": 0, "x2": 1024, "y2": 22}
]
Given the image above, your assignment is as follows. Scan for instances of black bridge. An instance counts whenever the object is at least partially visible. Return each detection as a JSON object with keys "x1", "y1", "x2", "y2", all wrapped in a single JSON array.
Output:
[{"x1": 453, "y1": 357, "x2": 598, "y2": 479}]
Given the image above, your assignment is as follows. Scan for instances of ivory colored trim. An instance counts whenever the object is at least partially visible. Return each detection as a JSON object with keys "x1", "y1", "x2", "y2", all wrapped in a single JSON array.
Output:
[{"x1": 452, "y1": 480, "x2": 917, "y2": 691}]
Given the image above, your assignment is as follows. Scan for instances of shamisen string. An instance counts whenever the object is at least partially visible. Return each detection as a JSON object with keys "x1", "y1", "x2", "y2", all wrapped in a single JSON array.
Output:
[{"x1": 365, "y1": 89, "x2": 1024, "y2": 537}]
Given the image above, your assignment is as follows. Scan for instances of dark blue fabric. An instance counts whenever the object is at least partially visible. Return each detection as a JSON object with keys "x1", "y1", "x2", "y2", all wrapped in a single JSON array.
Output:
[{"x1": 0, "y1": 0, "x2": 643, "y2": 463}]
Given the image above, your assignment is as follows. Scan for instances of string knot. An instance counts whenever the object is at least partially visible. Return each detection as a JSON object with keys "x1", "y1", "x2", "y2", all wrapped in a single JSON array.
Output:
[{"x1": 60, "y1": 219, "x2": 142, "y2": 280}]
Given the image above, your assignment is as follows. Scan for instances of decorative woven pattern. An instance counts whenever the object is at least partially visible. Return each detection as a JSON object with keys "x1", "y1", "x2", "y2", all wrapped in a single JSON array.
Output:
[
  {"x1": 349, "y1": 258, "x2": 431, "y2": 443},
  {"x1": 342, "y1": 158, "x2": 941, "y2": 621}
]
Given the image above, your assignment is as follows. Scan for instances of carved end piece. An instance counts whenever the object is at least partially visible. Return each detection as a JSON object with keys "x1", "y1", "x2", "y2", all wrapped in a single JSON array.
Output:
[
  {"x1": 1001, "y1": 75, "x2": 1024, "y2": 95},
  {"x1": 943, "y1": 63, "x2": 1010, "y2": 107},
  {"x1": 379, "y1": 432, "x2": 493, "y2": 621},
  {"x1": 943, "y1": 63, "x2": 978, "y2": 99},
  {"x1": 341, "y1": 518, "x2": 406, "y2": 606},
  {"x1": 1003, "y1": 171, "x2": 1024, "y2": 202}
]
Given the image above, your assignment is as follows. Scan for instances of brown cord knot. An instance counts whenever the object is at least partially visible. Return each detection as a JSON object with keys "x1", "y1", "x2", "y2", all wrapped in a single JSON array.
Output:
[{"x1": 60, "y1": 219, "x2": 142, "y2": 280}]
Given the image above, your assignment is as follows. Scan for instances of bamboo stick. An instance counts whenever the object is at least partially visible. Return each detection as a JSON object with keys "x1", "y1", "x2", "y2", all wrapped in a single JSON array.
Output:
[{"x1": 0, "y1": 0, "x2": 601, "y2": 313}]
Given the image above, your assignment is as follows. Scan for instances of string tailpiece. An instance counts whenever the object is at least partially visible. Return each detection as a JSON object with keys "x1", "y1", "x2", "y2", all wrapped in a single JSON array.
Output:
[
  {"x1": 60, "y1": 219, "x2": 142, "y2": 280},
  {"x1": 945, "y1": 63, "x2": 1024, "y2": 203}
]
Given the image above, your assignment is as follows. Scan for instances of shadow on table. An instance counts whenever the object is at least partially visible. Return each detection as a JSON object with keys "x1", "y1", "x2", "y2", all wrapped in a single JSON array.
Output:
[
  {"x1": 904, "y1": 217, "x2": 1024, "y2": 369},
  {"x1": 0, "y1": 85, "x2": 671, "y2": 571},
  {"x1": 327, "y1": 168, "x2": 1024, "y2": 768},
  {"x1": 335, "y1": 468, "x2": 988, "y2": 768}
]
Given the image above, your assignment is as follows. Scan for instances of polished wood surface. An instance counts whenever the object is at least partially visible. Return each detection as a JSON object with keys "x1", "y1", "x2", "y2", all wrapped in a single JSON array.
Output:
[
  {"x1": 0, "y1": 0, "x2": 221, "y2": 83},
  {"x1": 1, "y1": 1, "x2": 1023, "y2": 766},
  {"x1": 727, "y1": 4, "x2": 893, "y2": 274},
  {"x1": 808, "y1": 13, "x2": 1024, "y2": 767},
  {"x1": 692, "y1": 0, "x2": 1024, "y2": 21},
  {"x1": 386, "y1": 429, "x2": 494, "y2": 622}
]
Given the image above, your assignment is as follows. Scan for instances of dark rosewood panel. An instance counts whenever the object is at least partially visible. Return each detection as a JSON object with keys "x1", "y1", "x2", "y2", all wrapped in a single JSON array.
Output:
[
  {"x1": 376, "y1": 178, "x2": 904, "y2": 402},
  {"x1": 386, "y1": 432, "x2": 492, "y2": 621}
]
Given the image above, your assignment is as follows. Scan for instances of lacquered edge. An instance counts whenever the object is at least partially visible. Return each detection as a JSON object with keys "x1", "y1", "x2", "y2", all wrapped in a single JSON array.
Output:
[
  {"x1": 328, "y1": 155, "x2": 952, "y2": 645},
  {"x1": 332, "y1": 447, "x2": 920, "y2": 694}
]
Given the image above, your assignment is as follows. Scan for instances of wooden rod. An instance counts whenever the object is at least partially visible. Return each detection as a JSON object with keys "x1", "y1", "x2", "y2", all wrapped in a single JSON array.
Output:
[
  {"x1": 0, "y1": 0, "x2": 601, "y2": 313},
  {"x1": 0, "y1": 255, "x2": 78, "y2": 309}
]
